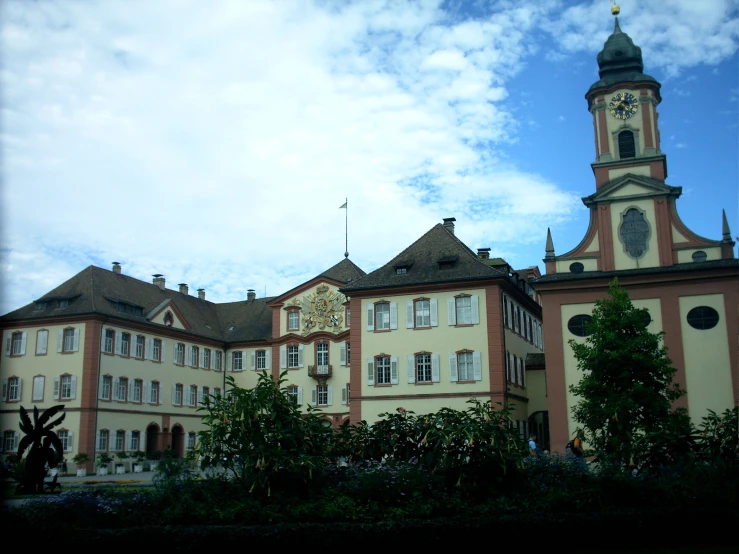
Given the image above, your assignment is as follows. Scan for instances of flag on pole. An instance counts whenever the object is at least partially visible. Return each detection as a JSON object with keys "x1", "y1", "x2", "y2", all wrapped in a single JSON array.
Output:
[{"x1": 339, "y1": 201, "x2": 347, "y2": 209}]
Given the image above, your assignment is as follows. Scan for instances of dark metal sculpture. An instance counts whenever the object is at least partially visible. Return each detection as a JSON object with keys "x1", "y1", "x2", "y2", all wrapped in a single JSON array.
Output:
[{"x1": 15, "y1": 405, "x2": 66, "y2": 494}]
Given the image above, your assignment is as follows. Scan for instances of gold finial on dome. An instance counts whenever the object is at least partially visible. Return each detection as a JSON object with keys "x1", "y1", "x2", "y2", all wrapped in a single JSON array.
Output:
[{"x1": 611, "y1": 2, "x2": 620, "y2": 16}]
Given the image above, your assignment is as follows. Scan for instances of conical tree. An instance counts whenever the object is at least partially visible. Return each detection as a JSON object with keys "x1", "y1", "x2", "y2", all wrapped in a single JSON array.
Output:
[{"x1": 569, "y1": 279, "x2": 685, "y2": 466}]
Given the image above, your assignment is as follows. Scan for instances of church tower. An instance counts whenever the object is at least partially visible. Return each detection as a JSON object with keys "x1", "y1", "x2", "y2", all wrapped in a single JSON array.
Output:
[{"x1": 532, "y1": 5, "x2": 738, "y2": 454}]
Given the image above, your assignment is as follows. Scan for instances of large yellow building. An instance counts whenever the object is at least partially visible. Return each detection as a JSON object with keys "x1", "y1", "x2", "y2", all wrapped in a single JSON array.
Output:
[
  {"x1": 532, "y1": 15, "x2": 738, "y2": 453},
  {"x1": 0, "y1": 228, "x2": 545, "y2": 471}
]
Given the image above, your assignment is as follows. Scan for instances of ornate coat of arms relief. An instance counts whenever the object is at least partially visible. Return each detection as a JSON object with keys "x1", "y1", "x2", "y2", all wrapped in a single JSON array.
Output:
[{"x1": 297, "y1": 285, "x2": 345, "y2": 335}]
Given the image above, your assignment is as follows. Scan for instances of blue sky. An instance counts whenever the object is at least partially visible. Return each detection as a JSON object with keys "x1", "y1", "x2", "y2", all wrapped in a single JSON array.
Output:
[{"x1": 1, "y1": 0, "x2": 737, "y2": 314}]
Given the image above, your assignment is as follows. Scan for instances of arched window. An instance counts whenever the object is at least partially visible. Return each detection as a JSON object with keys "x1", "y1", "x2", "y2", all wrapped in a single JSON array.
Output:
[{"x1": 618, "y1": 130, "x2": 636, "y2": 159}]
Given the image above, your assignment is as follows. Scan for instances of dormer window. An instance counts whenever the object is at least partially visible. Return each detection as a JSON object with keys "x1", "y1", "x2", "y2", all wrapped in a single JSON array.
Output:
[
  {"x1": 57, "y1": 299, "x2": 69, "y2": 309},
  {"x1": 396, "y1": 267, "x2": 407, "y2": 275},
  {"x1": 437, "y1": 255, "x2": 458, "y2": 270},
  {"x1": 393, "y1": 261, "x2": 413, "y2": 275},
  {"x1": 618, "y1": 130, "x2": 636, "y2": 159},
  {"x1": 34, "y1": 302, "x2": 46, "y2": 311}
]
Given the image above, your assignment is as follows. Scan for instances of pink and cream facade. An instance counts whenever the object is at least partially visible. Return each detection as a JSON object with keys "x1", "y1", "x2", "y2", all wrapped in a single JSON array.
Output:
[{"x1": 532, "y1": 16, "x2": 738, "y2": 454}]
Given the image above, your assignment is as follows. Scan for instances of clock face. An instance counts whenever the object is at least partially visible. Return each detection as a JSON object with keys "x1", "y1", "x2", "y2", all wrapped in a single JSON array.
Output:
[{"x1": 609, "y1": 92, "x2": 638, "y2": 120}]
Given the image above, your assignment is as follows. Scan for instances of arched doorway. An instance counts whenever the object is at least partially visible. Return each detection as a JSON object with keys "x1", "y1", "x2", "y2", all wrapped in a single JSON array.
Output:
[
  {"x1": 528, "y1": 411, "x2": 550, "y2": 452},
  {"x1": 171, "y1": 425, "x2": 184, "y2": 458},
  {"x1": 146, "y1": 423, "x2": 160, "y2": 457}
]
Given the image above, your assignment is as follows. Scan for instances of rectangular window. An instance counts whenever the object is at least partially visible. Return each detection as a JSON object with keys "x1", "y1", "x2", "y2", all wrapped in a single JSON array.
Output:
[
  {"x1": 8, "y1": 377, "x2": 20, "y2": 401},
  {"x1": 203, "y1": 348, "x2": 211, "y2": 369},
  {"x1": 346, "y1": 342, "x2": 351, "y2": 365},
  {"x1": 150, "y1": 381, "x2": 159, "y2": 404},
  {"x1": 376, "y1": 356, "x2": 391, "y2": 385},
  {"x1": 33, "y1": 376, "x2": 45, "y2": 401},
  {"x1": 101, "y1": 375, "x2": 111, "y2": 400},
  {"x1": 63, "y1": 328, "x2": 76, "y2": 352},
  {"x1": 458, "y1": 352, "x2": 474, "y2": 381},
  {"x1": 58, "y1": 430, "x2": 70, "y2": 451},
  {"x1": 187, "y1": 385, "x2": 197, "y2": 406},
  {"x1": 116, "y1": 377, "x2": 128, "y2": 401},
  {"x1": 187, "y1": 432, "x2": 196, "y2": 450},
  {"x1": 36, "y1": 329, "x2": 48, "y2": 355},
  {"x1": 175, "y1": 343, "x2": 185, "y2": 365},
  {"x1": 131, "y1": 430, "x2": 140, "y2": 451},
  {"x1": 416, "y1": 354, "x2": 432, "y2": 383},
  {"x1": 190, "y1": 346, "x2": 199, "y2": 367},
  {"x1": 288, "y1": 310, "x2": 299, "y2": 330},
  {"x1": 317, "y1": 385, "x2": 328, "y2": 406},
  {"x1": 346, "y1": 308, "x2": 350, "y2": 327},
  {"x1": 61, "y1": 375, "x2": 73, "y2": 399},
  {"x1": 415, "y1": 300, "x2": 430, "y2": 328},
  {"x1": 135, "y1": 336, "x2": 145, "y2": 359},
  {"x1": 456, "y1": 297, "x2": 472, "y2": 325},
  {"x1": 287, "y1": 385, "x2": 299, "y2": 405},
  {"x1": 115, "y1": 430, "x2": 125, "y2": 451},
  {"x1": 12, "y1": 332, "x2": 23, "y2": 355},
  {"x1": 97, "y1": 430, "x2": 108, "y2": 451},
  {"x1": 214, "y1": 387, "x2": 221, "y2": 398},
  {"x1": 214, "y1": 351, "x2": 222, "y2": 371},
  {"x1": 287, "y1": 346, "x2": 299, "y2": 368},
  {"x1": 4, "y1": 430, "x2": 18, "y2": 452},
  {"x1": 375, "y1": 303, "x2": 390, "y2": 330},
  {"x1": 174, "y1": 384, "x2": 183, "y2": 406},
  {"x1": 152, "y1": 339, "x2": 162, "y2": 362},
  {"x1": 132, "y1": 379, "x2": 142, "y2": 403},
  {"x1": 316, "y1": 343, "x2": 329, "y2": 372},
  {"x1": 103, "y1": 329, "x2": 114, "y2": 353},
  {"x1": 120, "y1": 333, "x2": 131, "y2": 357},
  {"x1": 256, "y1": 350, "x2": 266, "y2": 370},
  {"x1": 232, "y1": 351, "x2": 243, "y2": 371}
]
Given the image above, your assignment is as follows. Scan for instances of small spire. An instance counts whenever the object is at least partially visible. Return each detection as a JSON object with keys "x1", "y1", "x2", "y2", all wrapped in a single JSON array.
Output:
[
  {"x1": 722, "y1": 209, "x2": 732, "y2": 241},
  {"x1": 545, "y1": 228, "x2": 555, "y2": 260}
]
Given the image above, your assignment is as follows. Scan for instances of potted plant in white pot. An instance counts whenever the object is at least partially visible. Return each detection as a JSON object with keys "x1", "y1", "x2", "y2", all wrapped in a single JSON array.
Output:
[
  {"x1": 115, "y1": 451, "x2": 129, "y2": 474},
  {"x1": 72, "y1": 453, "x2": 89, "y2": 477},
  {"x1": 96, "y1": 452, "x2": 113, "y2": 476},
  {"x1": 146, "y1": 450, "x2": 162, "y2": 472},
  {"x1": 131, "y1": 450, "x2": 146, "y2": 473}
]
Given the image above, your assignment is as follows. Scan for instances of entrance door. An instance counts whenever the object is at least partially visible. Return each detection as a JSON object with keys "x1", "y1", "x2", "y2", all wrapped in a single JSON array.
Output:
[
  {"x1": 146, "y1": 424, "x2": 159, "y2": 456},
  {"x1": 171, "y1": 426, "x2": 184, "y2": 458}
]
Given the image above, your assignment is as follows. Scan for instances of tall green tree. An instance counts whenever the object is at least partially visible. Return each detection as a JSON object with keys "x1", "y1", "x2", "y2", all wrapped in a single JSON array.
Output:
[{"x1": 569, "y1": 279, "x2": 685, "y2": 466}]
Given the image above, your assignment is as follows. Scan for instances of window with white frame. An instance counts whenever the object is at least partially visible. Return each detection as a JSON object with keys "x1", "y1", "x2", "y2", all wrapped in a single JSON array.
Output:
[
  {"x1": 203, "y1": 348, "x2": 211, "y2": 369},
  {"x1": 175, "y1": 343, "x2": 185, "y2": 365},
  {"x1": 376, "y1": 355, "x2": 391, "y2": 385},
  {"x1": 375, "y1": 303, "x2": 390, "y2": 330},
  {"x1": 187, "y1": 385, "x2": 197, "y2": 406},
  {"x1": 60, "y1": 375, "x2": 74, "y2": 399},
  {"x1": 287, "y1": 346, "x2": 299, "y2": 368},
  {"x1": 100, "y1": 375, "x2": 111, "y2": 400},
  {"x1": 103, "y1": 329, "x2": 114, "y2": 353},
  {"x1": 150, "y1": 381, "x2": 159, "y2": 404},
  {"x1": 187, "y1": 432, "x2": 196, "y2": 450},
  {"x1": 152, "y1": 339, "x2": 162, "y2": 362},
  {"x1": 130, "y1": 430, "x2": 140, "y2": 451},
  {"x1": 414, "y1": 299, "x2": 430, "y2": 328},
  {"x1": 115, "y1": 430, "x2": 125, "y2": 451},
  {"x1": 190, "y1": 346, "x2": 199, "y2": 367},
  {"x1": 317, "y1": 385, "x2": 329, "y2": 406},
  {"x1": 416, "y1": 353, "x2": 432, "y2": 383},
  {"x1": 120, "y1": 333, "x2": 131, "y2": 357},
  {"x1": 287, "y1": 310, "x2": 299, "y2": 331},
  {"x1": 116, "y1": 377, "x2": 128, "y2": 401},
  {"x1": 6, "y1": 377, "x2": 21, "y2": 401},
  {"x1": 346, "y1": 342, "x2": 351, "y2": 365},
  {"x1": 456, "y1": 297, "x2": 472, "y2": 325},
  {"x1": 316, "y1": 342, "x2": 329, "y2": 371},
  {"x1": 458, "y1": 351, "x2": 474, "y2": 381},
  {"x1": 36, "y1": 329, "x2": 48, "y2": 355},
  {"x1": 201, "y1": 386, "x2": 209, "y2": 405},
  {"x1": 135, "y1": 335, "x2": 145, "y2": 359},
  {"x1": 287, "y1": 385, "x2": 299, "y2": 405},
  {"x1": 12, "y1": 332, "x2": 24, "y2": 355},
  {"x1": 97, "y1": 429, "x2": 108, "y2": 451},
  {"x1": 132, "y1": 379, "x2": 142, "y2": 403},
  {"x1": 214, "y1": 351, "x2": 222, "y2": 371},
  {"x1": 174, "y1": 384, "x2": 183, "y2": 406},
  {"x1": 4, "y1": 430, "x2": 18, "y2": 452},
  {"x1": 345, "y1": 307, "x2": 350, "y2": 327},
  {"x1": 256, "y1": 350, "x2": 266, "y2": 370},
  {"x1": 214, "y1": 387, "x2": 221, "y2": 398},
  {"x1": 232, "y1": 351, "x2": 243, "y2": 371},
  {"x1": 58, "y1": 430, "x2": 71, "y2": 451},
  {"x1": 33, "y1": 376, "x2": 45, "y2": 401},
  {"x1": 62, "y1": 328, "x2": 76, "y2": 352}
]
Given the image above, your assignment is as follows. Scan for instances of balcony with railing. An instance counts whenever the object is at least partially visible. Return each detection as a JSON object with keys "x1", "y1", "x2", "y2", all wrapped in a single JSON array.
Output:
[{"x1": 308, "y1": 364, "x2": 333, "y2": 380}]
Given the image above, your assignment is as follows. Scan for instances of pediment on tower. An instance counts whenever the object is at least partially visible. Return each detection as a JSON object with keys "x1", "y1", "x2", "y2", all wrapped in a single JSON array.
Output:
[{"x1": 582, "y1": 173, "x2": 681, "y2": 207}]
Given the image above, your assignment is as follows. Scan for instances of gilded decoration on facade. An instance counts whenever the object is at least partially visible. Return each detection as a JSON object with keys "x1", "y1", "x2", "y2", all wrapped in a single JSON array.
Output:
[{"x1": 301, "y1": 285, "x2": 345, "y2": 335}]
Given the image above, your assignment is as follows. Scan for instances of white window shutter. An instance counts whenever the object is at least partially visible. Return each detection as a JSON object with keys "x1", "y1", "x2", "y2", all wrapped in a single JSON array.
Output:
[
  {"x1": 144, "y1": 382, "x2": 151, "y2": 403},
  {"x1": 407, "y1": 355, "x2": 415, "y2": 384},
  {"x1": 406, "y1": 301, "x2": 414, "y2": 329},
  {"x1": 265, "y1": 350, "x2": 271, "y2": 369},
  {"x1": 523, "y1": 360, "x2": 527, "y2": 387},
  {"x1": 227, "y1": 352, "x2": 233, "y2": 371},
  {"x1": 160, "y1": 341, "x2": 165, "y2": 362},
  {"x1": 505, "y1": 352, "x2": 509, "y2": 382},
  {"x1": 298, "y1": 344, "x2": 304, "y2": 367},
  {"x1": 297, "y1": 386, "x2": 303, "y2": 406},
  {"x1": 430, "y1": 298, "x2": 438, "y2": 327},
  {"x1": 20, "y1": 332, "x2": 27, "y2": 355},
  {"x1": 518, "y1": 358, "x2": 523, "y2": 385},
  {"x1": 171, "y1": 384, "x2": 177, "y2": 406},
  {"x1": 280, "y1": 345, "x2": 286, "y2": 369},
  {"x1": 366, "y1": 304, "x2": 374, "y2": 331},
  {"x1": 389, "y1": 302, "x2": 398, "y2": 330},
  {"x1": 198, "y1": 387, "x2": 204, "y2": 406},
  {"x1": 126, "y1": 431, "x2": 132, "y2": 451},
  {"x1": 113, "y1": 377, "x2": 120, "y2": 400},
  {"x1": 100, "y1": 329, "x2": 107, "y2": 351},
  {"x1": 390, "y1": 356, "x2": 398, "y2": 384},
  {"x1": 449, "y1": 354, "x2": 458, "y2": 382},
  {"x1": 115, "y1": 334, "x2": 122, "y2": 355},
  {"x1": 341, "y1": 385, "x2": 347, "y2": 405},
  {"x1": 448, "y1": 297, "x2": 456, "y2": 325},
  {"x1": 17, "y1": 378, "x2": 22, "y2": 399},
  {"x1": 525, "y1": 314, "x2": 530, "y2": 340},
  {"x1": 70, "y1": 376, "x2": 77, "y2": 399},
  {"x1": 67, "y1": 431, "x2": 73, "y2": 451},
  {"x1": 72, "y1": 328, "x2": 80, "y2": 351},
  {"x1": 311, "y1": 386, "x2": 317, "y2": 406},
  {"x1": 1, "y1": 379, "x2": 7, "y2": 401},
  {"x1": 432, "y1": 354, "x2": 440, "y2": 383},
  {"x1": 186, "y1": 345, "x2": 192, "y2": 364},
  {"x1": 57, "y1": 330, "x2": 64, "y2": 353},
  {"x1": 367, "y1": 358, "x2": 375, "y2": 386},
  {"x1": 339, "y1": 343, "x2": 346, "y2": 366},
  {"x1": 507, "y1": 299, "x2": 513, "y2": 328},
  {"x1": 145, "y1": 338, "x2": 152, "y2": 360},
  {"x1": 473, "y1": 352, "x2": 482, "y2": 381},
  {"x1": 200, "y1": 349, "x2": 206, "y2": 369},
  {"x1": 158, "y1": 382, "x2": 164, "y2": 404},
  {"x1": 128, "y1": 379, "x2": 134, "y2": 401},
  {"x1": 38, "y1": 331, "x2": 48, "y2": 355},
  {"x1": 4, "y1": 336, "x2": 10, "y2": 356},
  {"x1": 327, "y1": 385, "x2": 333, "y2": 406},
  {"x1": 250, "y1": 352, "x2": 256, "y2": 370},
  {"x1": 54, "y1": 376, "x2": 60, "y2": 399},
  {"x1": 471, "y1": 296, "x2": 479, "y2": 325}
]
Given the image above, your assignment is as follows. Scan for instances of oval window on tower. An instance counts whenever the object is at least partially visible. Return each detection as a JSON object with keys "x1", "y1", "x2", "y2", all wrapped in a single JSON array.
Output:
[
  {"x1": 691, "y1": 251, "x2": 707, "y2": 263},
  {"x1": 569, "y1": 262, "x2": 584, "y2": 274},
  {"x1": 686, "y1": 306, "x2": 719, "y2": 330},
  {"x1": 567, "y1": 314, "x2": 593, "y2": 337}
]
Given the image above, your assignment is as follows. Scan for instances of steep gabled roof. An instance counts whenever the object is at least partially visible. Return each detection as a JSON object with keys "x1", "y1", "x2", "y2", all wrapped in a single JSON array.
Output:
[
  {"x1": 213, "y1": 297, "x2": 274, "y2": 343},
  {"x1": 320, "y1": 258, "x2": 366, "y2": 284},
  {"x1": 342, "y1": 223, "x2": 506, "y2": 293}
]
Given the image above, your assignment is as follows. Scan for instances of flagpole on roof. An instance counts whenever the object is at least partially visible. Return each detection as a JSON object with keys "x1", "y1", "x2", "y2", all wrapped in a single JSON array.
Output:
[{"x1": 342, "y1": 198, "x2": 349, "y2": 258}]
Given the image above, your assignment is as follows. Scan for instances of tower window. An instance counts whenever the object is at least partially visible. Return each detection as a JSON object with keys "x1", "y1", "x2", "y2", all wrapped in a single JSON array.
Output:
[{"x1": 618, "y1": 130, "x2": 636, "y2": 159}]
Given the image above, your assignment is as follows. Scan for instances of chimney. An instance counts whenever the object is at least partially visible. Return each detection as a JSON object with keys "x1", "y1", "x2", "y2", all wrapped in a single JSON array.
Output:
[
  {"x1": 247, "y1": 289, "x2": 256, "y2": 301},
  {"x1": 477, "y1": 248, "x2": 490, "y2": 260},
  {"x1": 179, "y1": 283, "x2": 189, "y2": 295},
  {"x1": 197, "y1": 288, "x2": 206, "y2": 300},
  {"x1": 112, "y1": 261, "x2": 122, "y2": 274},
  {"x1": 152, "y1": 274, "x2": 165, "y2": 290},
  {"x1": 443, "y1": 217, "x2": 456, "y2": 235}
]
